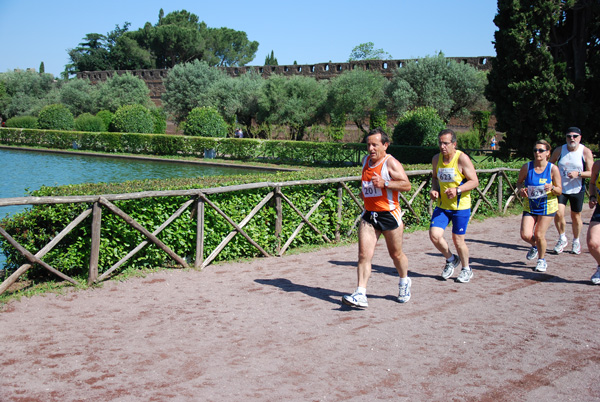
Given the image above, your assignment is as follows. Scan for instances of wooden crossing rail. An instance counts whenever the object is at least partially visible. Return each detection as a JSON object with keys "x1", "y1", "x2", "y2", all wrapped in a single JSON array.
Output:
[{"x1": 0, "y1": 168, "x2": 520, "y2": 295}]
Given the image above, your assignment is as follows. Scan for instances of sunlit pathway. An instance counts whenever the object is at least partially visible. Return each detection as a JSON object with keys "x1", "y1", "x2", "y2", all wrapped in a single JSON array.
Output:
[{"x1": 1, "y1": 209, "x2": 599, "y2": 401}]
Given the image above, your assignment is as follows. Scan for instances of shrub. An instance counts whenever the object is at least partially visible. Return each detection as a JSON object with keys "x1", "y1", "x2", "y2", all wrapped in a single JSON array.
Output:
[
  {"x1": 182, "y1": 106, "x2": 228, "y2": 137},
  {"x1": 111, "y1": 104, "x2": 154, "y2": 134},
  {"x1": 369, "y1": 108, "x2": 387, "y2": 132},
  {"x1": 5, "y1": 115, "x2": 38, "y2": 129},
  {"x1": 37, "y1": 103, "x2": 75, "y2": 131},
  {"x1": 457, "y1": 130, "x2": 481, "y2": 149},
  {"x1": 74, "y1": 113, "x2": 105, "y2": 132},
  {"x1": 96, "y1": 110, "x2": 113, "y2": 131},
  {"x1": 328, "y1": 111, "x2": 346, "y2": 142},
  {"x1": 150, "y1": 107, "x2": 167, "y2": 134},
  {"x1": 392, "y1": 107, "x2": 445, "y2": 147}
]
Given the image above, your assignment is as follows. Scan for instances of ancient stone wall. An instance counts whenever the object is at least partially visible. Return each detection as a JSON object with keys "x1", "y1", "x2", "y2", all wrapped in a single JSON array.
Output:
[{"x1": 77, "y1": 56, "x2": 493, "y2": 105}]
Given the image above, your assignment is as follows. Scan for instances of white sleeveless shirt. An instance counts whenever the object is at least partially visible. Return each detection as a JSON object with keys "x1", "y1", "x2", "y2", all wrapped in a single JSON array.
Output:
[{"x1": 557, "y1": 144, "x2": 586, "y2": 194}]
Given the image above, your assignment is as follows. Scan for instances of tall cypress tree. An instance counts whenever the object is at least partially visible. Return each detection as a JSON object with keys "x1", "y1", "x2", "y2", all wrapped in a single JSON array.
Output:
[{"x1": 486, "y1": 0, "x2": 600, "y2": 155}]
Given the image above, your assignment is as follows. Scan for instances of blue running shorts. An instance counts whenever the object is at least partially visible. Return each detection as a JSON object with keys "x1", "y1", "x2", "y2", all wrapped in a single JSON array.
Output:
[{"x1": 430, "y1": 207, "x2": 471, "y2": 235}]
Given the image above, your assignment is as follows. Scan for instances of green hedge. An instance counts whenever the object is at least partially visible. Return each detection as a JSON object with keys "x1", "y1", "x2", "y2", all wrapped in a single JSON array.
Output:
[{"x1": 0, "y1": 127, "x2": 440, "y2": 166}]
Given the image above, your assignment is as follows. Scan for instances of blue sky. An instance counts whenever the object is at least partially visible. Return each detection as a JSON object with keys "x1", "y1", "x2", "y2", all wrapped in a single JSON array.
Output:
[{"x1": 0, "y1": 0, "x2": 498, "y2": 78}]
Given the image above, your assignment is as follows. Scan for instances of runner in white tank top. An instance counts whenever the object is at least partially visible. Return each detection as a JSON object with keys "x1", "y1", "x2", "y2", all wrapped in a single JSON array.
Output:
[{"x1": 549, "y1": 127, "x2": 594, "y2": 255}]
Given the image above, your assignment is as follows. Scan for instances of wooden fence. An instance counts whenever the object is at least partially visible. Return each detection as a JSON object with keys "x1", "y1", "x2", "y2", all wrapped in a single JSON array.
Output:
[{"x1": 0, "y1": 168, "x2": 520, "y2": 296}]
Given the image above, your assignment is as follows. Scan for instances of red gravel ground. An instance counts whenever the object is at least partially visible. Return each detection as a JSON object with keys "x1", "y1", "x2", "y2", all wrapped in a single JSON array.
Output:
[{"x1": 1, "y1": 209, "x2": 599, "y2": 401}]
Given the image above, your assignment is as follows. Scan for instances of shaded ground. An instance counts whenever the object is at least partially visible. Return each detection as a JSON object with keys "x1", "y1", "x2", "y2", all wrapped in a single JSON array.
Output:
[{"x1": 1, "y1": 210, "x2": 599, "y2": 401}]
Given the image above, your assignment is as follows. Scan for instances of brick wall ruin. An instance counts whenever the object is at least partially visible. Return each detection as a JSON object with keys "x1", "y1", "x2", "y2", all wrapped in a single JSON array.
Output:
[{"x1": 77, "y1": 56, "x2": 493, "y2": 105}]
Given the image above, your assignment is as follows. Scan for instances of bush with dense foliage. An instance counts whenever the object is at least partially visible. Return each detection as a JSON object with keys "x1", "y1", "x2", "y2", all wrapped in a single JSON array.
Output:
[
  {"x1": 150, "y1": 107, "x2": 167, "y2": 134},
  {"x1": 74, "y1": 113, "x2": 106, "y2": 132},
  {"x1": 111, "y1": 104, "x2": 154, "y2": 134},
  {"x1": 96, "y1": 110, "x2": 114, "y2": 130},
  {"x1": 182, "y1": 106, "x2": 228, "y2": 137},
  {"x1": 457, "y1": 130, "x2": 481, "y2": 149},
  {"x1": 393, "y1": 107, "x2": 446, "y2": 147},
  {"x1": 5, "y1": 116, "x2": 38, "y2": 129},
  {"x1": 94, "y1": 73, "x2": 153, "y2": 113},
  {"x1": 37, "y1": 104, "x2": 75, "y2": 131}
]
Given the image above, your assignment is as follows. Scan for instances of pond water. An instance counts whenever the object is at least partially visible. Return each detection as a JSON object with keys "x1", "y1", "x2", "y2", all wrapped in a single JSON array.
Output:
[{"x1": 0, "y1": 148, "x2": 263, "y2": 270}]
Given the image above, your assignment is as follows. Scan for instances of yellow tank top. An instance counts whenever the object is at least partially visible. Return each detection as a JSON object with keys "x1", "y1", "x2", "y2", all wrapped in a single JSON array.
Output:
[{"x1": 435, "y1": 150, "x2": 471, "y2": 210}]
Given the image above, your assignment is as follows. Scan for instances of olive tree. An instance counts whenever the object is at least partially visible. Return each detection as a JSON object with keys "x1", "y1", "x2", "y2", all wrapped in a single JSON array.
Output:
[
  {"x1": 162, "y1": 59, "x2": 227, "y2": 124},
  {"x1": 328, "y1": 69, "x2": 386, "y2": 134},
  {"x1": 386, "y1": 52, "x2": 487, "y2": 122},
  {"x1": 257, "y1": 75, "x2": 328, "y2": 141},
  {"x1": 94, "y1": 72, "x2": 152, "y2": 112}
]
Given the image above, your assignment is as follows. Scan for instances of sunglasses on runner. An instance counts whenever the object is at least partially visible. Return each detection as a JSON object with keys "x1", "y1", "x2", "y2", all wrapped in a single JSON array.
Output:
[
  {"x1": 566, "y1": 134, "x2": 580, "y2": 139},
  {"x1": 533, "y1": 148, "x2": 547, "y2": 153}
]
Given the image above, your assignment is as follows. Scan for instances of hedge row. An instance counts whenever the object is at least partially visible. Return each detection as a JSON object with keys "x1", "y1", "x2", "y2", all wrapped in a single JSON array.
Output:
[{"x1": 0, "y1": 127, "x2": 439, "y2": 166}]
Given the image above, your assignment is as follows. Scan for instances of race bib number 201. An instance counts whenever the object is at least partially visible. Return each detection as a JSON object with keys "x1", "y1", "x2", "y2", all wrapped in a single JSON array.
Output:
[{"x1": 362, "y1": 181, "x2": 382, "y2": 198}]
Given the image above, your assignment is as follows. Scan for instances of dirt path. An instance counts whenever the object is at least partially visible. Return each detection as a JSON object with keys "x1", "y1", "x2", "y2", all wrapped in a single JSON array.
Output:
[{"x1": 1, "y1": 210, "x2": 599, "y2": 401}]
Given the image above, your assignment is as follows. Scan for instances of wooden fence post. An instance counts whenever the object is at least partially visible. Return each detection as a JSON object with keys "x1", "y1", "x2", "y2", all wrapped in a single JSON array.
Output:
[
  {"x1": 275, "y1": 186, "x2": 282, "y2": 254},
  {"x1": 88, "y1": 201, "x2": 102, "y2": 285},
  {"x1": 336, "y1": 183, "x2": 343, "y2": 242},
  {"x1": 195, "y1": 196, "x2": 205, "y2": 270},
  {"x1": 498, "y1": 173, "x2": 503, "y2": 213}
]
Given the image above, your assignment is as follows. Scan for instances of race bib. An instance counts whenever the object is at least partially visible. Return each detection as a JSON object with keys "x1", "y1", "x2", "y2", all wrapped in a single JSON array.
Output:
[
  {"x1": 560, "y1": 164, "x2": 580, "y2": 179},
  {"x1": 527, "y1": 184, "x2": 546, "y2": 199},
  {"x1": 438, "y1": 168, "x2": 455, "y2": 183},
  {"x1": 362, "y1": 181, "x2": 382, "y2": 198}
]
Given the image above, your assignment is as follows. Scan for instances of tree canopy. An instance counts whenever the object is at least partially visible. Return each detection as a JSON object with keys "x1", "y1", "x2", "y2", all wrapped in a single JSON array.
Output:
[
  {"x1": 386, "y1": 52, "x2": 487, "y2": 123},
  {"x1": 486, "y1": 0, "x2": 600, "y2": 154},
  {"x1": 65, "y1": 9, "x2": 259, "y2": 75},
  {"x1": 328, "y1": 69, "x2": 386, "y2": 134},
  {"x1": 348, "y1": 42, "x2": 392, "y2": 61}
]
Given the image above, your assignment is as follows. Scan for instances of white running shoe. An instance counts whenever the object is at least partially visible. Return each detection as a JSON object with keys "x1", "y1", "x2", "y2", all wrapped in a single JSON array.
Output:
[
  {"x1": 553, "y1": 237, "x2": 568, "y2": 254},
  {"x1": 442, "y1": 254, "x2": 460, "y2": 280},
  {"x1": 456, "y1": 268, "x2": 473, "y2": 283},
  {"x1": 571, "y1": 239, "x2": 581, "y2": 255},
  {"x1": 526, "y1": 246, "x2": 538, "y2": 260},
  {"x1": 534, "y1": 259, "x2": 547, "y2": 272},
  {"x1": 591, "y1": 267, "x2": 600, "y2": 285},
  {"x1": 397, "y1": 278, "x2": 412, "y2": 303},
  {"x1": 342, "y1": 291, "x2": 368, "y2": 308}
]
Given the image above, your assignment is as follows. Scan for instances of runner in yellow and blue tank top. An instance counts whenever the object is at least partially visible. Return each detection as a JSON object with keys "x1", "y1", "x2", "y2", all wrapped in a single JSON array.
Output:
[
  {"x1": 517, "y1": 140, "x2": 562, "y2": 273},
  {"x1": 586, "y1": 159, "x2": 600, "y2": 285},
  {"x1": 429, "y1": 129, "x2": 479, "y2": 283}
]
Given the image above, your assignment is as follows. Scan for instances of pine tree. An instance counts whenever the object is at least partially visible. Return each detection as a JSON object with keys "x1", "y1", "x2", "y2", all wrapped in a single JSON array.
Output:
[
  {"x1": 39, "y1": 61, "x2": 45, "y2": 74},
  {"x1": 264, "y1": 50, "x2": 278, "y2": 66}
]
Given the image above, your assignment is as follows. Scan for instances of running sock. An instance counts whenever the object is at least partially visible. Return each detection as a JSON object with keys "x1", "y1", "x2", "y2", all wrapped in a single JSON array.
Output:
[
  {"x1": 357, "y1": 287, "x2": 366, "y2": 295},
  {"x1": 446, "y1": 255, "x2": 456, "y2": 262},
  {"x1": 399, "y1": 277, "x2": 409, "y2": 285},
  {"x1": 462, "y1": 266, "x2": 471, "y2": 271},
  {"x1": 560, "y1": 233, "x2": 567, "y2": 241},
  {"x1": 573, "y1": 237, "x2": 580, "y2": 243}
]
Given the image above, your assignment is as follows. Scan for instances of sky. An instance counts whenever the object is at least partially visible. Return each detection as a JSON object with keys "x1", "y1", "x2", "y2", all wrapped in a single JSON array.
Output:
[{"x1": 0, "y1": 0, "x2": 499, "y2": 78}]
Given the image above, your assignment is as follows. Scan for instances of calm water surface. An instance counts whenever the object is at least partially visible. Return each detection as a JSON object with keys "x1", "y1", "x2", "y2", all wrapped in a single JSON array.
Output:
[{"x1": 0, "y1": 148, "x2": 262, "y2": 270}]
